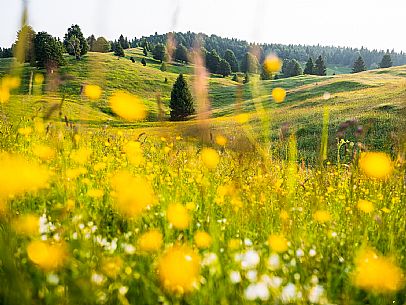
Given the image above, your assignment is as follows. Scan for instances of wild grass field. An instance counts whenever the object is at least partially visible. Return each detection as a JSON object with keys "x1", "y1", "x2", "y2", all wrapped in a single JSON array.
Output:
[{"x1": 0, "y1": 48, "x2": 405, "y2": 305}]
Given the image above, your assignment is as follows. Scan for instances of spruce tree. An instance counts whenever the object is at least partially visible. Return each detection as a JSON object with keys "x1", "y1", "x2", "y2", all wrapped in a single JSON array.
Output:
[
  {"x1": 160, "y1": 62, "x2": 167, "y2": 72},
  {"x1": 224, "y1": 49, "x2": 239, "y2": 72},
  {"x1": 175, "y1": 44, "x2": 188, "y2": 63},
  {"x1": 379, "y1": 54, "x2": 392, "y2": 68},
  {"x1": 152, "y1": 44, "x2": 166, "y2": 62},
  {"x1": 14, "y1": 25, "x2": 36, "y2": 64},
  {"x1": 170, "y1": 74, "x2": 194, "y2": 121},
  {"x1": 314, "y1": 56, "x2": 327, "y2": 76},
  {"x1": 241, "y1": 52, "x2": 259, "y2": 74},
  {"x1": 141, "y1": 58, "x2": 147, "y2": 66},
  {"x1": 34, "y1": 32, "x2": 65, "y2": 68},
  {"x1": 87, "y1": 35, "x2": 96, "y2": 51},
  {"x1": 206, "y1": 49, "x2": 221, "y2": 73},
  {"x1": 304, "y1": 58, "x2": 314, "y2": 75},
  {"x1": 218, "y1": 59, "x2": 232, "y2": 77},
  {"x1": 352, "y1": 56, "x2": 366, "y2": 73},
  {"x1": 114, "y1": 43, "x2": 124, "y2": 57}
]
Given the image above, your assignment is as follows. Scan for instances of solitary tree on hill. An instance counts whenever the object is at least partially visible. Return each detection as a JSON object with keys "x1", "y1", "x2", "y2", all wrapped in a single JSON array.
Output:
[
  {"x1": 63, "y1": 24, "x2": 88, "y2": 59},
  {"x1": 170, "y1": 74, "x2": 194, "y2": 121},
  {"x1": 224, "y1": 49, "x2": 239, "y2": 72},
  {"x1": 303, "y1": 57, "x2": 314, "y2": 75},
  {"x1": 352, "y1": 56, "x2": 367, "y2": 73},
  {"x1": 380, "y1": 54, "x2": 392, "y2": 68},
  {"x1": 314, "y1": 56, "x2": 327, "y2": 76}
]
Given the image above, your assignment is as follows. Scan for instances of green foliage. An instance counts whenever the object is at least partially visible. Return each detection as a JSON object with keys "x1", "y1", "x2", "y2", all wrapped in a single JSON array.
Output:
[
  {"x1": 282, "y1": 59, "x2": 303, "y2": 78},
  {"x1": 380, "y1": 54, "x2": 393, "y2": 68},
  {"x1": 206, "y1": 49, "x2": 221, "y2": 74},
  {"x1": 170, "y1": 74, "x2": 194, "y2": 120},
  {"x1": 352, "y1": 56, "x2": 367, "y2": 73},
  {"x1": 93, "y1": 37, "x2": 110, "y2": 53},
  {"x1": 152, "y1": 44, "x2": 167, "y2": 62},
  {"x1": 13, "y1": 25, "x2": 36, "y2": 64},
  {"x1": 141, "y1": 58, "x2": 146, "y2": 66},
  {"x1": 175, "y1": 44, "x2": 188, "y2": 63},
  {"x1": 224, "y1": 49, "x2": 239, "y2": 72},
  {"x1": 63, "y1": 24, "x2": 88, "y2": 58},
  {"x1": 68, "y1": 35, "x2": 81, "y2": 60},
  {"x1": 241, "y1": 52, "x2": 259, "y2": 74},
  {"x1": 243, "y1": 72, "x2": 250, "y2": 84},
  {"x1": 34, "y1": 31, "x2": 65, "y2": 68},
  {"x1": 160, "y1": 62, "x2": 167, "y2": 72},
  {"x1": 114, "y1": 43, "x2": 125, "y2": 57},
  {"x1": 87, "y1": 35, "x2": 96, "y2": 51},
  {"x1": 304, "y1": 57, "x2": 314, "y2": 75},
  {"x1": 119, "y1": 34, "x2": 130, "y2": 49},
  {"x1": 232, "y1": 73, "x2": 239, "y2": 82},
  {"x1": 218, "y1": 59, "x2": 232, "y2": 77},
  {"x1": 143, "y1": 47, "x2": 148, "y2": 56},
  {"x1": 314, "y1": 55, "x2": 327, "y2": 76}
]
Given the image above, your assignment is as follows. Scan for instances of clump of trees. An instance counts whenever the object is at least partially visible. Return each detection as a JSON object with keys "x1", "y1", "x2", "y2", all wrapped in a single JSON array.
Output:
[
  {"x1": 380, "y1": 53, "x2": 392, "y2": 68},
  {"x1": 303, "y1": 56, "x2": 326, "y2": 76},
  {"x1": 34, "y1": 32, "x2": 65, "y2": 68},
  {"x1": 170, "y1": 74, "x2": 194, "y2": 121},
  {"x1": 63, "y1": 24, "x2": 88, "y2": 59}
]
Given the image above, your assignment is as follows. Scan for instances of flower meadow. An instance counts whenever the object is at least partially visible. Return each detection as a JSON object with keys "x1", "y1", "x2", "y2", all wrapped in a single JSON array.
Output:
[{"x1": 0, "y1": 58, "x2": 405, "y2": 305}]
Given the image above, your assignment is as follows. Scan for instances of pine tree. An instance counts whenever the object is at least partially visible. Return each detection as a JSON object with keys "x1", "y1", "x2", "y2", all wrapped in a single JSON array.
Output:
[
  {"x1": 218, "y1": 59, "x2": 232, "y2": 77},
  {"x1": 170, "y1": 74, "x2": 194, "y2": 121},
  {"x1": 314, "y1": 56, "x2": 327, "y2": 76},
  {"x1": 119, "y1": 35, "x2": 130, "y2": 49},
  {"x1": 114, "y1": 43, "x2": 124, "y2": 57},
  {"x1": 352, "y1": 56, "x2": 366, "y2": 73},
  {"x1": 380, "y1": 54, "x2": 392, "y2": 68},
  {"x1": 206, "y1": 49, "x2": 221, "y2": 73},
  {"x1": 304, "y1": 57, "x2": 314, "y2": 75},
  {"x1": 87, "y1": 35, "x2": 96, "y2": 51},
  {"x1": 224, "y1": 49, "x2": 239, "y2": 72},
  {"x1": 141, "y1": 58, "x2": 146, "y2": 66},
  {"x1": 143, "y1": 47, "x2": 148, "y2": 56},
  {"x1": 282, "y1": 59, "x2": 303, "y2": 77},
  {"x1": 34, "y1": 32, "x2": 65, "y2": 69},
  {"x1": 13, "y1": 25, "x2": 36, "y2": 64}
]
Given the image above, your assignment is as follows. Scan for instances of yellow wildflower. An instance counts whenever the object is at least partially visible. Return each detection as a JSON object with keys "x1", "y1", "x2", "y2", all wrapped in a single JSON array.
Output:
[
  {"x1": 268, "y1": 234, "x2": 289, "y2": 253},
  {"x1": 263, "y1": 56, "x2": 283, "y2": 73},
  {"x1": 194, "y1": 231, "x2": 212, "y2": 249},
  {"x1": 109, "y1": 91, "x2": 147, "y2": 121},
  {"x1": 357, "y1": 199, "x2": 374, "y2": 213},
  {"x1": 84, "y1": 84, "x2": 102, "y2": 100},
  {"x1": 102, "y1": 256, "x2": 123, "y2": 278},
  {"x1": 167, "y1": 203, "x2": 191, "y2": 229},
  {"x1": 272, "y1": 88, "x2": 286, "y2": 103},
  {"x1": 11, "y1": 214, "x2": 39, "y2": 235},
  {"x1": 353, "y1": 248, "x2": 404, "y2": 293},
  {"x1": 158, "y1": 245, "x2": 201, "y2": 294},
  {"x1": 359, "y1": 152, "x2": 393, "y2": 179},
  {"x1": 138, "y1": 229, "x2": 163, "y2": 252},
  {"x1": 201, "y1": 148, "x2": 219, "y2": 169},
  {"x1": 27, "y1": 241, "x2": 66, "y2": 271},
  {"x1": 313, "y1": 210, "x2": 332, "y2": 223},
  {"x1": 215, "y1": 135, "x2": 227, "y2": 146},
  {"x1": 32, "y1": 144, "x2": 56, "y2": 161}
]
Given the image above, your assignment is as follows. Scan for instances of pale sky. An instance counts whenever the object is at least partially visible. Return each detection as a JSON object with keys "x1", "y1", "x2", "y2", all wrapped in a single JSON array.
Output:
[{"x1": 1, "y1": 0, "x2": 405, "y2": 52}]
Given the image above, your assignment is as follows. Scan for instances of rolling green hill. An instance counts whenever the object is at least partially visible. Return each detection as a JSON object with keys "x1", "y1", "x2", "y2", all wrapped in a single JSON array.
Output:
[{"x1": 1, "y1": 48, "x2": 405, "y2": 162}]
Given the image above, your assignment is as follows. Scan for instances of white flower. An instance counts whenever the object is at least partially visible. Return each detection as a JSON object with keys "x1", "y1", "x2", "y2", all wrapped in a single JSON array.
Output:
[
  {"x1": 244, "y1": 283, "x2": 270, "y2": 301},
  {"x1": 91, "y1": 273, "x2": 105, "y2": 285},
  {"x1": 202, "y1": 252, "x2": 218, "y2": 266},
  {"x1": 309, "y1": 249, "x2": 317, "y2": 257},
  {"x1": 246, "y1": 270, "x2": 258, "y2": 282},
  {"x1": 46, "y1": 273, "x2": 59, "y2": 285},
  {"x1": 119, "y1": 286, "x2": 129, "y2": 295},
  {"x1": 230, "y1": 271, "x2": 242, "y2": 284},
  {"x1": 296, "y1": 249, "x2": 304, "y2": 257},
  {"x1": 241, "y1": 250, "x2": 260, "y2": 269},
  {"x1": 122, "y1": 243, "x2": 135, "y2": 255},
  {"x1": 281, "y1": 283, "x2": 297, "y2": 303},
  {"x1": 308, "y1": 285, "x2": 324, "y2": 304},
  {"x1": 244, "y1": 284, "x2": 258, "y2": 300},
  {"x1": 268, "y1": 253, "x2": 281, "y2": 270},
  {"x1": 269, "y1": 276, "x2": 283, "y2": 289},
  {"x1": 244, "y1": 238, "x2": 253, "y2": 246}
]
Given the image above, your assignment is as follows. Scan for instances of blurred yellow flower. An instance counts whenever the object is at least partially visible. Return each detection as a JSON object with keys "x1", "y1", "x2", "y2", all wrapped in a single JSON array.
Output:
[
  {"x1": 158, "y1": 245, "x2": 201, "y2": 294},
  {"x1": 111, "y1": 171, "x2": 155, "y2": 218},
  {"x1": 124, "y1": 141, "x2": 144, "y2": 166},
  {"x1": 11, "y1": 214, "x2": 39, "y2": 235},
  {"x1": 32, "y1": 144, "x2": 56, "y2": 161},
  {"x1": 167, "y1": 203, "x2": 191, "y2": 229},
  {"x1": 27, "y1": 241, "x2": 66, "y2": 270},
  {"x1": 313, "y1": 210, "x2": 332, "y2": 223},
  {"x1": 201, "y1": 148, "x2": 219, "y2": 169},
  {"x1": 235, "y1": 113, "x2": 249, "y2": 124},
  {"x1": 359, "y1": 152, "x2": 393, "y2": 180},
  {"x1": 2, "y1": 76, "x2": 21, "y2": 89},
  {"x1": 215, "y1": 135, "x2": 227, "y2": 146},
  {"x1": 353, "y1": 248, "x2": 404, "y2": 293},
  {"x1": 34, "y1": 73, "x2": 44, "y2": 84},
  {"x1": 70, "y1": 148, "x2": 92, "y2": 164},
  {"x1": 138, "y1": 229, "x2": 163, "y2": 252},
  {"x1": 87, "y1": 189, "x2": 104, "y2": 199},
  {"x1": 109, "y1": 91, "x2": 147, "y2": 121},
  {"x1": 194, "y1": 231, "x2": 212, "y2": 249},
  {"x1": 18, "y1": 126, "x2": 33, "y2": 136},
  {"x1": 263, "y1": 56, "x2": 283, "y2": 73},
  {"x1": 228, "y1": 239, "x2": 241, "y2": 250},
  {"x1": 357, "y1": 199, "x2": 374, "y2": 213},
  {"x1": 0, "y1": 153, "x2": 50, "y2": 199},
  {"x1": 268, "y1": 234, "x2": 289, "y2": 253},
  {"x1": 272, "y1": 88, "x2": 287, "y2": 103},
  {"x1": 102, "y1": 256, "x2": 123, "y2": 278},
  {"x1": 84, "y1": 84, "x2": 102, "y2": 100},
  {"x1": 0, "y1": 86, "x2": 10, "y2": 103}
]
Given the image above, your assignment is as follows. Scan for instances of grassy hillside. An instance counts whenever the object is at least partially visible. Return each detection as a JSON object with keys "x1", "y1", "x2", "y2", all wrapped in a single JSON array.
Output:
[{"x1": 1, "y1": 49, "x2": 405, "y2": 162}]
